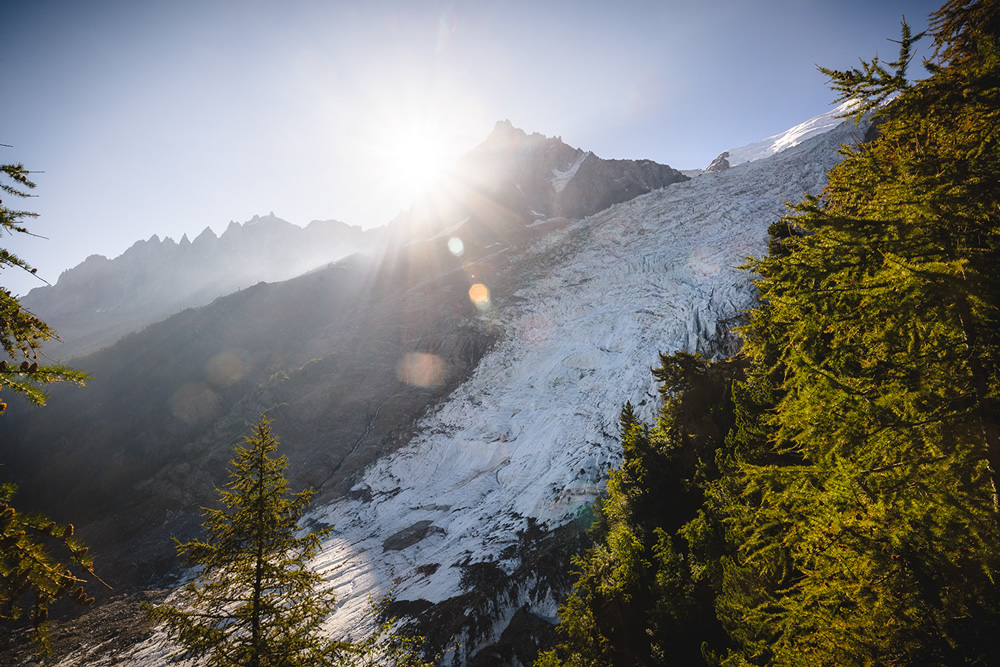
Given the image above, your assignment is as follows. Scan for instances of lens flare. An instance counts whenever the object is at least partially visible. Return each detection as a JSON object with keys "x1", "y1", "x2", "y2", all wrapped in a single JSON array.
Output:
[
  {"x1": 170, "y1": 381, "x2": 221, "y2": 424},
  {"x1": 397, "y1": 352, "x2": 446, "y2": 389},
  {"x1": 447, "y1": 236, "x2": 464, "y2": 257},
  {"x1": 205, "y1": 350, "x2": 245, "y2": 387},
  {"x1": 468, "y1": 283, "x2": 490, "y2": 310}
]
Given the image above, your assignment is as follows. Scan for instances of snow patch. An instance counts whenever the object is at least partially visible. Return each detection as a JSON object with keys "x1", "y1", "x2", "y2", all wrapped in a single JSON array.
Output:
[{"x1": 551, "y1": 152, "x2": 589, "y2": 194}]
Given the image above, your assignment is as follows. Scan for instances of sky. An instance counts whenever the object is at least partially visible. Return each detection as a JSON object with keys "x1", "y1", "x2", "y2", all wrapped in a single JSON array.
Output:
[{"x1": 3, "y1": 0, "x2": 942, "y2": 296}]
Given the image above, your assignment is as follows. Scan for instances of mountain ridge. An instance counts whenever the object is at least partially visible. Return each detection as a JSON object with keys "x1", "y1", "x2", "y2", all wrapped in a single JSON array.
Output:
[
  {"x1": 392, "y1": 119, "x2": 688, "y2": 248},
  {"x1": 20, "y1": 214, "x2": 379, "y2": 359}
]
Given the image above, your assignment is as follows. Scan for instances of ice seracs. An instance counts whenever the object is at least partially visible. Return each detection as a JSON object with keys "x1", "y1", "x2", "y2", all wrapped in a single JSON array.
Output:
[{"x1": 304, "y1": 112, "x2": 868, "y2": 662}]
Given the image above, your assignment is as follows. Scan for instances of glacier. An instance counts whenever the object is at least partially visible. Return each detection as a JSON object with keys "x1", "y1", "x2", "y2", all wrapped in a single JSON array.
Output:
[
  {"x1": 725, "y1": 99, "x2": 858, "y2": 166},
  {"x1": 79, "y1": 112, "x2": 868, "y2": 666}
]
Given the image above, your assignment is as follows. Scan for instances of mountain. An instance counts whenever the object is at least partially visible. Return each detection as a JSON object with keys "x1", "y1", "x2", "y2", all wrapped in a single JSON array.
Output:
[
  {"x1": 295, "y1": 117, "x2": 862, "y2": 664},
  {"x1": 392, "y1": 120, "x2": 688, "y2": 248},
  {"x1": 19, "y1": 214, "x2": 379, "y2": 359},
  {"x1": 0, "y1": 113, "x2": 862, "y2": 664},
  {"x1": 1, "y1": 125, "x2": 687, "y2": 595},
  {"x1": 705, "y1": 99, "x2": 860, "y2": 170}
]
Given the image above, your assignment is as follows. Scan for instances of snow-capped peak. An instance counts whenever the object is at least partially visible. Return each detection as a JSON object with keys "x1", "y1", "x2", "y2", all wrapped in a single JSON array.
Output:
[{"x1": 724, "y1": 99, "x2": 858, "y2": 167}]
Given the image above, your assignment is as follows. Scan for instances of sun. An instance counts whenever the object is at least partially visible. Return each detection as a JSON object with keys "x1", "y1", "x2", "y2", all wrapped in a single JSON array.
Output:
[{"x1": 374, "y1": 118, "x2": 456, "y2": 203}]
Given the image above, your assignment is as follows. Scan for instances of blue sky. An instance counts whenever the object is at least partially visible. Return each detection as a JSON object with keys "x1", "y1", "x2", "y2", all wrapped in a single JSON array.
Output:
[{"x1": 3, "y1": 0, "x2": 941, "y2": 295}]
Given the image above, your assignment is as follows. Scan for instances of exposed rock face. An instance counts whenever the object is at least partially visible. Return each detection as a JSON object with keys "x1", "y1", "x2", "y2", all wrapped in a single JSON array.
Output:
[
  {"x1": 20, "y1": 215, "x2": 379, "y2": 359},
  {"x1": 705, "y1": 150, "x2": 731, "y2": 172},
  {"x1": 393, "y1": 120, "x2": 687, "y2": 247}
]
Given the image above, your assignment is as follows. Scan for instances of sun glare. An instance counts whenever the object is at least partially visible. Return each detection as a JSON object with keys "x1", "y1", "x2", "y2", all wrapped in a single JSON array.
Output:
[{"x1": 375, "y1": 119, "x2": 455, "y2": 203}]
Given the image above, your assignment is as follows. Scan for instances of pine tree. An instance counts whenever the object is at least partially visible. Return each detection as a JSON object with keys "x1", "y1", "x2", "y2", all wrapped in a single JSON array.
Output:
[
  {"x1": 148, "y1": 415, "x2": 348, "y2": 666},
  {"x1": 541, "y1": 3, "x2": 1000, "y2": 664},
  {"x1": 537, "y1": 353, "x2": 739, "y2": 666}
]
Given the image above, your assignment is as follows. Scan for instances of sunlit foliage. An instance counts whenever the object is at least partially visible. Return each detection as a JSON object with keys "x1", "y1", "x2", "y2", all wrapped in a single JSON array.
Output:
[
  {"x1": 0, "y1": 483, "x2": 102, "y2": 648},
  {"x1": 147, "y1": 415, "x2": 434, "y2": 666},
  {"x1": 540, "y1": 0, "x2": 1000, "y2": 663},
  {"x1": 718, "y1": 2, "x2": 1000, "y2": 661},
  {"x1": 0, "y1": 162, "x2": 89, "y2": 411},
  {"x1": 1, "y1": 157, "x2": 97, "y2": 649},
  {"x1": 147, "y1": 416, "x2": 348, "y2": 666}
]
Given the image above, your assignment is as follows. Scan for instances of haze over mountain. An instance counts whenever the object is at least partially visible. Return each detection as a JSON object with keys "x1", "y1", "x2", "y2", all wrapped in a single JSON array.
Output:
[
  {"x1": 1, "y1": 109, "x2": 863, "y2": 664},
  {"x1": 5, "y1": 0, "x2": 940, "y2": 303},
  {"x1": 20, "y1": 215, "x2": 378, "y2": 359}
]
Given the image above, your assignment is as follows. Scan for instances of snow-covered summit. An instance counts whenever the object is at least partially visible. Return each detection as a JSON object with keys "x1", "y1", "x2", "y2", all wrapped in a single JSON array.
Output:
[{"x1": 722, "y1": 99, "x2": 858, "y2": 167}]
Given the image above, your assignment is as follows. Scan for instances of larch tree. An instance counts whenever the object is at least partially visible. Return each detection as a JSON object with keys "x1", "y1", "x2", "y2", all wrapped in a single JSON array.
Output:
[
  {"x1": 1, "y1": 158, "x2": 98, "y2": 647},
  {"x1": 0, "y1": 162, "x2": 89, "y2": 410},
  {"x1": 538, "y1": 1, "x2": 1000, "y2": 664},
  {"x1": 148, "y1": 415, "x2": 349, "y2": 667},
  {"x1": 716, "y1": 1, "x2": 1000, "y2": 662}
]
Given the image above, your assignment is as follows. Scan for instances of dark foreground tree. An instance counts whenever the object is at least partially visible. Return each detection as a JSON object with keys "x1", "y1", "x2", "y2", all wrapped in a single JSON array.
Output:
[
  {"x1": 148, "y1": 416, "x2": 348, "y2": 666},
  {"x1": 1, "y1": 158, "x2": 97, "y2": 648},
  {"x1": 537, "y1": 353, "x2": 739, "y2": 666}
]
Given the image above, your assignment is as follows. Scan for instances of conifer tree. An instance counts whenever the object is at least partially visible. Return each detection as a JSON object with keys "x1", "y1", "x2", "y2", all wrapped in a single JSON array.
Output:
[
  {"x1": 149, "y1": 416, "x2": 348, "y2": 666},
  {"x1": 0, "y1": 483, "x2": 100, "y2": 646},
  {"x1": 537, "y1": 353, "x2": 738, "y2": 666},
  {"x1": 540, "y1": 2, "x2": 1000, "y2": 664},
  {"x1": 715, "y1": 1, "x2": 1000, "y2": 662},
  {"x1": 1, "y1": 157, "x2": 98, "y2": 647},
  {"x1": 1, "y1": 162, "x2": 89, "y2": 411}
]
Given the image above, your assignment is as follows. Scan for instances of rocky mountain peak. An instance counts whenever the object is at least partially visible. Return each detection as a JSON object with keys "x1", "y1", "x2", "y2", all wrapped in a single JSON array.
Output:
[
  {"x1": 394, "y1": 121, "x2": 687, "y2": 248},
  {"x1": 193, "y1": 226, "x2": 218, "y2": 245}
]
